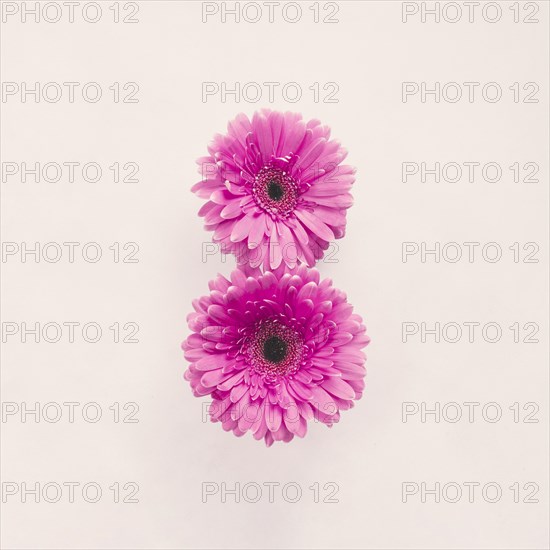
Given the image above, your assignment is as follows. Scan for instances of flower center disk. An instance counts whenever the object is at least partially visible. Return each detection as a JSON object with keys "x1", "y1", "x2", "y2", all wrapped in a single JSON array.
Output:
[
  {"x1": 244, "y1": 318, "x2": 303, "y2": 382},
  {"x1": 253, "y1": 166, "x2": 298, "y2": 218},
  {"x1": 263, "y1": 336, "x2": 287, "y2": 363},
  {"x1": 267, "y1": 180, "x2": 284, "y2": 201}
]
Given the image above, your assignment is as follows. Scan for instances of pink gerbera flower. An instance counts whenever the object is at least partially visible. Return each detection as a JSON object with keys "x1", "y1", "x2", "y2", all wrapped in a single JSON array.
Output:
[
  {"x1": 193, "y1": 110, "x2": 355, "y2": 270},
  {"x1": 183, "y1": 265, "x2": 370, "y2": 446}
]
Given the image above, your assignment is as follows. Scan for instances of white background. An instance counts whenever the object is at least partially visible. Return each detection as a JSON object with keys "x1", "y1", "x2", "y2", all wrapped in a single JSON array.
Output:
[{"x1": 1, "y1": 1, "x2": 549, "y2": 548}]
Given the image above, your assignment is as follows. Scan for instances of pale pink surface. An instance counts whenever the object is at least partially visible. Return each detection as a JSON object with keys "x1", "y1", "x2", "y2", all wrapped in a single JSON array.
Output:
[
  {"x1": 183, "y1": 265, "x2": 370, "y2": 446},
  {"x1": 193, "y1": 110, "x2": 356, "y2": 270}
]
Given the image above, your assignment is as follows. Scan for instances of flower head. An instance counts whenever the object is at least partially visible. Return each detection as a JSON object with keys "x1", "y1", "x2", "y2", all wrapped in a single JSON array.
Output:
[
  {"x1": 193, "y1": 110, "x2": 355, "y2": 270},
  {"x1": 183, "y1": 265, "x2": 369, "y2": 446}
]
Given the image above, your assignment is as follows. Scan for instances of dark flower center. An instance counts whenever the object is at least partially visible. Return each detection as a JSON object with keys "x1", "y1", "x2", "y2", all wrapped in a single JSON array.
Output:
[
  {"x1": 252, "y1": 166, "x2": 298, "y2": 218},
  {"x1": 242, "y1": 318, "x2": 304, "y2": 383},
  {"x1": 263, "y1": 335, "x2": 288, "y2": 363},
  {"x1": 267, "y1": 180, "x2": 284, "y2": 201}
]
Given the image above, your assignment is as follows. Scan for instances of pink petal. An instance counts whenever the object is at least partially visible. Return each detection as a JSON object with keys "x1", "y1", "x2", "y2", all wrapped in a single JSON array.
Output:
[
  {"x1": 265, "y1": 402, "x2": 282, "y2": 432},
  {"x1": 321, "y1": 377, "x2": 356, "y2": 400},
  {"x1": 230, "y1": 215, "x2": 254, "y2": 243},
  {"x1": 248, "y1": 214, "x2": 266, "y2": 249},
  {"x1": 220, "y1": 201, "x2": 243, "y2": 219},
  {"x1": 294, "y1": 209, "x2": 335, "y2": 243}
]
